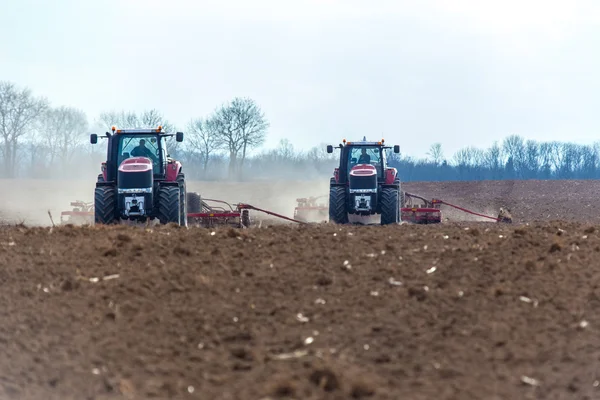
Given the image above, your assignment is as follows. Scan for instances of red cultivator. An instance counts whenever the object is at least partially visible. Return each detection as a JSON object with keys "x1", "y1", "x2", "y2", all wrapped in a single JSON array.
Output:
[
  {"x1": 401, "y1": 191, "x2": 512, "y2": 224},
  {"x1": 401, "y1": 192, "x2": 442, "y2": 224},
  {"x1": 186, "y1": 194, "x2": 251, "y2": 228},
  {"x1": 60, "y1": 201, "x2": 94, "y2": 224},
  {"x1": 293, "y1": 196, "x2": 328, "y2": 223}
]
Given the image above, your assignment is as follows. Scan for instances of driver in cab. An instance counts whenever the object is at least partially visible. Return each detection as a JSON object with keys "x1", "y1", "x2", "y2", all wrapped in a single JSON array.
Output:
[
  {"x1": 131, "y1": 139, "x2": 158, "y2": 162},
  {"x1": 357, "y1": 148, "x2": 371, "y2": 164}
]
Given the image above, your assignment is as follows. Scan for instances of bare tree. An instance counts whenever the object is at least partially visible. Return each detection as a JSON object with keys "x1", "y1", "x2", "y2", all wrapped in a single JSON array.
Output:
[
  {"x1": 39, "y1": 106, "x2": 88, "y2": 170},
  {"x1": 187, "y1": 116, "x2": 223, "y2": 172},
  {"x1": 453, "y1": 147, "x2": 474, "y2": 167},
  {"x1": 275, "y1": 138, "x2": 295, "y2": 161},
  {"x1": 97, "y1": 110, "x2": 138, "y2": 130},
  {"x1": 97, "y1": 109, "x2": 174, "y2": 132},
  {"x1": 484, "y1": 141, "x2": 503, "y2": 173},
  {"x1": 524, "y1": 140, "x2": 539, "y2": 178},
  {"x1": 502, "y1": 134, "x2": 526, "y2": 177},
  {"x1": 214, "y1": 97, "x2": 269, "y2": 178},
  {"x1": 427, "y1": 143, "x2": 444, "y2": 165},
  {"x1": 0, "y1": 81, "x2": 49, "y2": 177}
]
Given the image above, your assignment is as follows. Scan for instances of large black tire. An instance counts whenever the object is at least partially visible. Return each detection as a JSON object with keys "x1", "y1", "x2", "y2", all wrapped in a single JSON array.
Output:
[
  {"x1": 176, "y1": 173, "x2": 188, "y2": 227},
  {"x1": 157, "y1": 186, "x2": 181, "y2": 225},
  {"x1": 94, "y1": 186, "x2": 116, "y2": 224},
  {"x1": 187, "y1": 192, "x2": 202, "y2": 213},
  {"x1": 380, "y1": 187, "x2": 400, "y2": 225},
  {"x1": 394, "y1": 179, "x2": 405, "y2": 208},
  {"x1": 328, "y1": 186, "x2": 348, "y2": 224},
  {"x1": 241, "y1": 209, "x2": 250, "y2": 228}
]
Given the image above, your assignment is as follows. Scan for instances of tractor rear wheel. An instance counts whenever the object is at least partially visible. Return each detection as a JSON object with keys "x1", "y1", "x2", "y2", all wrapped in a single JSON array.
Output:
[
  {"x1": 94, "y1": 186, "x2": 116, "y2": 224},
  {"x1": 158, "y1": 186, "x2": 181, "y2": 225},
  {"x1": 177, "y1": 173, "x2": 188, "y2": 227},
  {"x1": 187, "y1": 192, "x2": 202, "y2": 213},
  {"x1": 380, "y1": 187, "x2": 400, "y2": 225},
  {"x1": 329, "y1": 186, "x2": 348, "y2": 224}
]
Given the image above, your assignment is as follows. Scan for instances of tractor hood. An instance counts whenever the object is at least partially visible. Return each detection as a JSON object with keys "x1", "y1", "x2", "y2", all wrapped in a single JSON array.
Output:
[{"x1": 118, "y1": 157, "x2": 153, "y2": 173}]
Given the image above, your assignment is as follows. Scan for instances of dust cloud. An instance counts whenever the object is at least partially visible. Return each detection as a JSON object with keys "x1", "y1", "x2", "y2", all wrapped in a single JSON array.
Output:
[{"x1": 0, "y1": 178, "x2": 331, "y2": 226}]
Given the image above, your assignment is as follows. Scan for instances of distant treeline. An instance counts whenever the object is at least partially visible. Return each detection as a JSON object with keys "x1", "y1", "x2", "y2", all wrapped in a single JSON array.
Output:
[
  {"x1": 2, "y1": 80, "x2": 597, "y2": 182},
  {"x1": 388, "y1": 136, "x2": 600, "y2": 182},
  {"x1": 171, "y1": 135, "x2": 600, "y2": 182}
]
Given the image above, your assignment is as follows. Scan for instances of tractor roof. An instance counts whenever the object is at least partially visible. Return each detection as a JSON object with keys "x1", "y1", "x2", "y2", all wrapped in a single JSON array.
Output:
[
  {"x1": 110, "y1": 126, "x2": 164, "y2": 135},
  {"x1": 342, "y1": 136, "x2": 386, "y2": 146}
]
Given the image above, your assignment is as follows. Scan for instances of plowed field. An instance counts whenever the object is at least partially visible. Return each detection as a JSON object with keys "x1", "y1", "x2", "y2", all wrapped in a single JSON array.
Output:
[{"x1": 1, "y1": 179, "x2": 600, "y2": 399}]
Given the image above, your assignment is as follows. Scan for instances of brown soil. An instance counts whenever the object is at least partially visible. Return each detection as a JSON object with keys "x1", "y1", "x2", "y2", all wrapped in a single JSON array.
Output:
[
  {"x1": 1, "y1": 179, "x2": 600, "y2": 399},
  {"x1": 402, "y1": 180, "x2": 600, "y2": 224}
]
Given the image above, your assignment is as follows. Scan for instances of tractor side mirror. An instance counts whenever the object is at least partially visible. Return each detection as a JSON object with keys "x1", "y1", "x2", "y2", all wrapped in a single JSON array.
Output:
[
  {"x1": 393, "y1": 145, "x2": 400, "y2": 153},
  {"x1": 90, "y1": 134, "x2": 98, "y2": 144},
  {"x1": 326, "y1": 145, "x2": 333, "y2": 153},
  {"x1": 176, "y1": 132, "x2": 184, "y2": 142}
]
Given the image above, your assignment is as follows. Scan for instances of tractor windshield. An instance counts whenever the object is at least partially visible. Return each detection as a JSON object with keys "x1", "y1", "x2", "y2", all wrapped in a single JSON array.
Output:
[
  {"x1": 117, "y1": 135, "x2": 161, "y2": 172},
  {"x1": 347, "y1": 146, "x2": 382, "y2": 172}
]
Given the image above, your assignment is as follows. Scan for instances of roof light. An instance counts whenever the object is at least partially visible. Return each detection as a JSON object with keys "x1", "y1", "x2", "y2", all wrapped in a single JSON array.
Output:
[
  {"x1": 343, "y1": 139, "x2": 346, "y2": 144},
  {"x1": 157, "y1": 125, "x2": 162, "y2": 132},
  {"x1": 111, "y1": 126, "x2": 116, "y2": 132}
]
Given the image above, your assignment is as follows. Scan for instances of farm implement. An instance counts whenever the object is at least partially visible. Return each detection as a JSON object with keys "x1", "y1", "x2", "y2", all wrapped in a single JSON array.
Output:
[
  {"x1": 186, "y1": 192, "x2": 251, "y2": 228},
  {"x1": 60, "y1": 200, "x2": 94, "y2": 224},
  {"x1": 293, "y1": 196, "x2": 328, "y2": 223},
  {"x1": 401, "y1": 192, "x2": 512, "y2": 224}
]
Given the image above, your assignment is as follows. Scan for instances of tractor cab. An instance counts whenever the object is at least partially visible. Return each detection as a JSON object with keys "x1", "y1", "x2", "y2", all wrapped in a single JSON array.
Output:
[
  {"x1": 91, "y1": 126, "x2": 183, "y2": 183},
  {"x1": 327, "y1": 137, "x2": 400, "y2": 185},
  {"x1": 117, "y1": 134, "x2": 163, "y2": 175},
  {"x1": 347, "y1": 144, "x2": 384, "y2": 178}
]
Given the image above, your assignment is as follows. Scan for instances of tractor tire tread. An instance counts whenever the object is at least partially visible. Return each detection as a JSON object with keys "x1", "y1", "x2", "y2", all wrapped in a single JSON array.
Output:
[
  {"x1": 94, "y1": 186, "x2": 116, "y2": 224},
  {"x1": 380, "y1": 187, "x2": 400, "y2": 225},
  {"x1": 158, "y1": 186, "x2": 181, "y2": 225},
  {"x1": 329, "y1": 186, "x2": 348, "y2": 224}
]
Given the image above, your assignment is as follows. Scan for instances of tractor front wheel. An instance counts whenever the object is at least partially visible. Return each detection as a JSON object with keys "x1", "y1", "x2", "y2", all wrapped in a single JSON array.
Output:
[
  {"x1": 328, "y1": 186, "x2": 348, "y2": 224},
  {"x1": 380, "y1": 187, "x2": 400, "y2": 225},
  {"x1": 94, "y1": 186, "x2": 116, "y2": 224},
  {"x1": 158, "y1": 186, "x2": 181, "y2": 225}
]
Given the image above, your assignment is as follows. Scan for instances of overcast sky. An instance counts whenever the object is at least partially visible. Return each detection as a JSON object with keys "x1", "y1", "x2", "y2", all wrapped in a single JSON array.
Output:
[{"x1": 1, "y1": 0, "x2": 599, "y2": 158}]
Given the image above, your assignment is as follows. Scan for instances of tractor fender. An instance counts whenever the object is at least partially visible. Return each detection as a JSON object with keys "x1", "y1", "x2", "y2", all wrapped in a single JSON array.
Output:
[
  {"x1": 385, "y1": 167, "x2": 397, "y2": 184},
  {"x1": 165, "y1": 160, "x2": 182, "y2": 182}
]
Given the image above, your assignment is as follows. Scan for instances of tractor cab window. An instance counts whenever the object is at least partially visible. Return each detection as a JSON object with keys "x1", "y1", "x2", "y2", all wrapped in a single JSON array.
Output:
[
  {"x1": 348, "y1": 146, "x2": 382, "y2": 175},
  {"x1": 118, "y1": 135, "x2": 161, "y2": 173}
]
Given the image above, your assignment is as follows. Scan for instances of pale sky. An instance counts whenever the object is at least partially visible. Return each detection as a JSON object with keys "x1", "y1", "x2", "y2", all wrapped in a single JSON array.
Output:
[{"x1": 1, "y1": 0, "x2": 599, "y2": 158}]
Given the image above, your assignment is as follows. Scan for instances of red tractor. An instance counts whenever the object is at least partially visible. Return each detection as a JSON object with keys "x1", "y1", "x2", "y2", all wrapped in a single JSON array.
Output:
[
  {"x1": 327, "y1": 137, "x2": 403, "y2": 225},
  {"x1": 90, "y1": 126, "x2": 188, "y2": 226}
]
